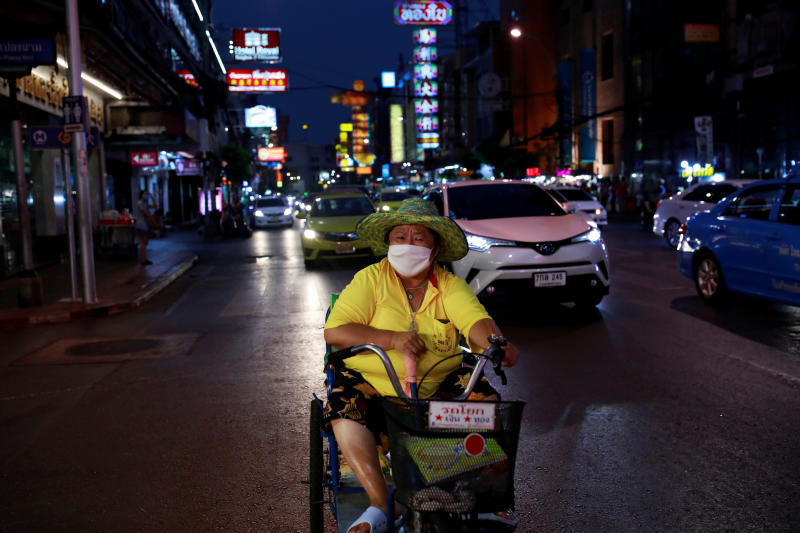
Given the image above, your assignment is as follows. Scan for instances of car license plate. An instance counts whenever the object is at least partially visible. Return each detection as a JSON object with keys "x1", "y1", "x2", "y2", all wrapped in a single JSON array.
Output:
[
  {"x1": 534, "y1": 271, "x2": 566, "y2": 287},
  {"x1": 336, "y1": 242, "x2": 356, "y2": 254}
]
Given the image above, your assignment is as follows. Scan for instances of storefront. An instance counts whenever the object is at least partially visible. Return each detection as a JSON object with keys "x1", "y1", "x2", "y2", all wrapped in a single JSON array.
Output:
[{"x1": 0, "y1": 66, "x2": 108, "y2": 277}]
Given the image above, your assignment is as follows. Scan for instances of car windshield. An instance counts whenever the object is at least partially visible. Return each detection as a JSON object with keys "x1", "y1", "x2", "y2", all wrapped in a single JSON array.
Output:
[
  {"x1": 381, "y1": 192, "x2": 409, "y2": 202},
  {"x1": 556, "y1": 188, "x2": 594, "y2": 201},
  {"x1": 254, "y1": 198, "x2": 285, "y2": 207},
  {"x1": 311, "y1": 197, "x2": 375, "y2": 216},
  {"x1": 447, "y1": 183, "x2": 566, "y2": 220}
]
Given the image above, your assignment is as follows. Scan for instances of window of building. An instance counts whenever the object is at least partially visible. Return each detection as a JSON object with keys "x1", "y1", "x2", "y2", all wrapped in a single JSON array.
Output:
[
  {"x1": 602, "y1": 120, "x2": 614, "y2": 164},
  {"x1": 601, "y1": 33, "x2": 614, "y2": 81}
]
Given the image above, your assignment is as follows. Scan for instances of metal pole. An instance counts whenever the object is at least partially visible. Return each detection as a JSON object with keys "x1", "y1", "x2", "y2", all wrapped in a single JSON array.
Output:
[
  {"x1": 66, "y1": 0, "x2": 97, "y2": 303},
  {"x1": 62, "y1": 149, "x2": 79, "y2": 300},
  {"x1": 8, "y1": 81, "x2": 34, "y2": 272}
]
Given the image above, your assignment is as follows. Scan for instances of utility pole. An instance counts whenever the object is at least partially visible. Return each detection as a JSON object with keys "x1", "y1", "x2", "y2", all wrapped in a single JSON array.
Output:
[{"x1": 65, "y1": 0, "x2": 97, "y2": 303}]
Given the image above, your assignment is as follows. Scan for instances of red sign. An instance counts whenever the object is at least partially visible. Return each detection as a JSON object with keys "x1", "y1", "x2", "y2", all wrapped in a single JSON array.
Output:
[
  {"x1": 257, "y1": 146, "x2": 286, "y2": 162},
  {"x1": 525, "y1": 167, "x2": 541, "y2": 177},
  {"x1": 130, "y1": 151, "x2": 158, "y2": 167},
  {"x1": 176, "y1": 69, "x2": 199, "y2": 87},
  {"x1": 394, "y1": 1, "x2": 453, "y2": 25},
  {"x1": 227, "y1": 69, "x2": 288, "y2": 93},
  {"x1": 232, "y1": 28, "x2": 281, "y2": 62},
  {"x1": 176, "y1": 158, "x2": 202, "y2": 176}
]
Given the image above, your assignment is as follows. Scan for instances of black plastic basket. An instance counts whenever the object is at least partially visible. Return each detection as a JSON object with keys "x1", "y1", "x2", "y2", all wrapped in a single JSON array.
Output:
[{"x1": 381, "y1": 398, "x2": 525, "y2": 513}]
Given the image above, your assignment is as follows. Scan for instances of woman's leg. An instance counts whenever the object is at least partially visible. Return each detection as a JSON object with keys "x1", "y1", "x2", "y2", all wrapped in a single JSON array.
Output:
[
  {"x1": 140, "y1": 234, "x2": 149, "y2": 263},
  {"x1": 331, "y1": 418, "x2": 387, "y2": 509}
]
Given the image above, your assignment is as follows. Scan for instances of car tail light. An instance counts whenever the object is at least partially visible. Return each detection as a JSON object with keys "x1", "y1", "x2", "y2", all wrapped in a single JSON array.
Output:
[
  {"x1": 678, "y1": 223, "x2": 687, "y2": 234},
  {"x1": 656, "y1": 200, "x2": 662, "y2": 210}
]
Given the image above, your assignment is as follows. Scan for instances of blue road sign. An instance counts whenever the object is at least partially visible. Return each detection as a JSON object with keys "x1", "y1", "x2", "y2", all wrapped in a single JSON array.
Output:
[
  {"x1": 0, "y1": 38, "x2": 56, "y2": 65},
  {"x1": 29, "y1": 126, "x2": 99, "y2": 150}
]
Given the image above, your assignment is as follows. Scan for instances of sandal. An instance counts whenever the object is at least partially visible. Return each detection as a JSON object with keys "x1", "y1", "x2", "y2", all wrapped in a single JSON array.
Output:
[
  {"x1": 348, "y1": 505, "x2": 388, "y2": 533},
  {"x1": 477, "y1": 509, "x2": 519, "y2": 528}
]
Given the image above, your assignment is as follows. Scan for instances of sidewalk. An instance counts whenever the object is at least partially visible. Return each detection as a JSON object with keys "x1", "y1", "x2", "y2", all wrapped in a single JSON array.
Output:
[{"x1": 0, "y1": 230, "x2": 198, "y2": 328}]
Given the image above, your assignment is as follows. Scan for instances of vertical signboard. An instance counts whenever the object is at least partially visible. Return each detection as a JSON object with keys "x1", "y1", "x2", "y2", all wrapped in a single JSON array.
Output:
[
  {"x1": 412, "y1": 28, "x2": 440, "y2": 151},
  {"x1": 390, "y1": 104, "x2": 405, "y2": 163},
  {"x1": 694, "y1": 116, "x2": 713, "y2": 164},
  {"x1": 558, "y1": 60, "x2": 573, "y2": 167},
  {"x1": 579, "y1": 49, "x2": 596, "y2": 163}
]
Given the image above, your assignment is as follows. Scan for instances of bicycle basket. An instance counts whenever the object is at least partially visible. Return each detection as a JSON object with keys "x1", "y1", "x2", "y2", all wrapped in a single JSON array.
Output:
[{"x1": 381, "y1": 397, "x2": 524, "y2": 513}]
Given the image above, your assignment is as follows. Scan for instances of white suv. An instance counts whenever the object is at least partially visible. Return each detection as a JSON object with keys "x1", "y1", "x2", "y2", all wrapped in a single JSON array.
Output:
[
  {"x1": 423, "y1": 180, "x2": 610, "y2": 307},
  {"x1": 652, "y1": 180, "x2": 754, "y2": 249}
]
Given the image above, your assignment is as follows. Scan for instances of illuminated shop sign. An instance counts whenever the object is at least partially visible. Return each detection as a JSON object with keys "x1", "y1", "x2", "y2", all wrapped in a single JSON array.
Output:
[
  {"x1": 257, "y1": 146, "x2": 286, "y2": 162},
  {"x1": 416, "y1": 132, "x2": 439, "y2": 149},
  {"x1": 413, "y1": 28, "x2": 437, "y2": 44},
  {"x1": 414, "y1": 63, "x2": 438, "y2": 80},
  {"x1": 416, "y1": 115, "x2": 438, "y2": 132},
  {"x1": 227, "y1": 69, "x2": 288, "y2": 93},
  {"x1": 414, "y1": 80, "x2": 438, "y2": 97},
  {"x1": 130, "y1": 151, "x2": 159, "y2": 167},
  {"x1": 415, "y1": 98, "x2": 438, "y2": 114},
  {"x1": 244, "y1": 105, "x2": 277, "y2": 128},
  {"x1": 680, "y1": 163, "x2": 715, "y2": 178},
  {"x1": 176, "y1": 69, "x2": 199, "y2": 87},
  {"x1": 381, "y1": 71, "x2": 397, "y2": 88},
  {"x1": 413, "y1": 45, "x2": 437, "y2": 62},
  {"x1": 232, "y1": 28, "x2": 281, "y2": 62},
  {"x1": 394, "y1": 1, "x2": 453, "y2": 25}
]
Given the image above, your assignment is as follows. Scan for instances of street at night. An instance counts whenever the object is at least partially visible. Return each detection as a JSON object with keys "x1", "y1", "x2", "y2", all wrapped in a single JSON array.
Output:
[
  {"x1": 2, "y1": 1, "x2": 800, "y2": 532},
  {"x1": 1, "y1": 221, "x2": 798, "y2": 532}
]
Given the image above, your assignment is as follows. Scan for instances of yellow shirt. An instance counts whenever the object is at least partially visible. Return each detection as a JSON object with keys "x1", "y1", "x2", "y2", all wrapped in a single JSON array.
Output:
[{"x1": 325, "y1": 258, "x2": 491, "y2": 398}]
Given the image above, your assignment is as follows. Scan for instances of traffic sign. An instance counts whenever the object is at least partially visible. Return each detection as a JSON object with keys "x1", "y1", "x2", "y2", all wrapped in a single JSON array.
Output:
[
  {"x1": 29, "y1": 126, "x2": 99, "y2": 149},
  {"x1": 62, "y1": 95, "x2": 90, "y2": 132}
]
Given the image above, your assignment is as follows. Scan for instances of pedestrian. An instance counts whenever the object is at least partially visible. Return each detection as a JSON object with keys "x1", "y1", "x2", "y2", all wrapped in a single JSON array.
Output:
[
  {"x1": 599, "y1": 180, "x2": 609, "y2": 209},
  {"x1": 135, "y1": 190, "x2": 155, "y2": 265},
  {"x1": 615, "y1": 177, "x2": 628, "y2": 214}
]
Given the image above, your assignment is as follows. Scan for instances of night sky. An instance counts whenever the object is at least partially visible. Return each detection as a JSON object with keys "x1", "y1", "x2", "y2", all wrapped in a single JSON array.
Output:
[{"x1": 211, "y1": 0, "x2": 415, "y2": 145}]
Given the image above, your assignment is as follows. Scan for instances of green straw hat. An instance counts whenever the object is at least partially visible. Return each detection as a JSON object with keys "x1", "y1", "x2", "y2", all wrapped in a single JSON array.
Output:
[{"x1": 356, "y1": 198, "x2": 468, "y2": 262}]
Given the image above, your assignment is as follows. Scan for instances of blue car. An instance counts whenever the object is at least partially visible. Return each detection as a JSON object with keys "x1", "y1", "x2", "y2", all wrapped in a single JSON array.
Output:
[{"x1": 678, "y1": 174, "x2": 800, "y2": 306}]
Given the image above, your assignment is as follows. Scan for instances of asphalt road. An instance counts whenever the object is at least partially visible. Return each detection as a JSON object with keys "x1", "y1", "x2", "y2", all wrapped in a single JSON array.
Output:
[{"x1": 1, "y1": 220, "x2": 798, "y2": 532}]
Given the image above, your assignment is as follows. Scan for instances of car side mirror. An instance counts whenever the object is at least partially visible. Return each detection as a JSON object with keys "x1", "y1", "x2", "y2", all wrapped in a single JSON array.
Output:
[{"x1": 295, "y1": 210, "x2": 307, "y2": 219}]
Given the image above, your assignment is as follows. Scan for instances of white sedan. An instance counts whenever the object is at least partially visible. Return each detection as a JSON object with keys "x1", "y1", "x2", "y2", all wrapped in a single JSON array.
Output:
[
  {"x1": 652, "y1": 180, "x2": 754, "y2": 249},
  {"x1": 547, "y1": 187, "x2": 608, "y2": 226},
  {"x1": 423, "y1": 180, "x2": 610, "y2": 308},
  {"x1": 250, "y1": 196, "x2": 294, "y2": 228}
]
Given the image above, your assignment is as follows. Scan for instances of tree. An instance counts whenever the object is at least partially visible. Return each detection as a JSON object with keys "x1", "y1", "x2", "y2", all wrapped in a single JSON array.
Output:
[{"x1": 220, "y1": 144, "x2": 253, "y2": 185}]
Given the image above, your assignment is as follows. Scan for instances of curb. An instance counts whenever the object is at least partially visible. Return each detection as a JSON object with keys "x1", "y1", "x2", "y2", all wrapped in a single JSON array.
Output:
[{"x1": 0, "y1": 255, "x2": 198, "y2": 327}]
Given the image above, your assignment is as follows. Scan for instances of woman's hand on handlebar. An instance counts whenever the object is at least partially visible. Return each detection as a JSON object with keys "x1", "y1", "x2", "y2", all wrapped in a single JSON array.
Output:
[
  {"x1": 500, "y1": 340, "x2": 520, "y2": 367},
  {"x1": 391, "y1": 331, "x2": 426, "y2": 359}
]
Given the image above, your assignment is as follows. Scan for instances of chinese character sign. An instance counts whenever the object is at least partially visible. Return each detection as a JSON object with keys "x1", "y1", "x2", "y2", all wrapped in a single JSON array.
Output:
[{"x1": 413, "y1": 28, "x2": 437, "y2": 44}]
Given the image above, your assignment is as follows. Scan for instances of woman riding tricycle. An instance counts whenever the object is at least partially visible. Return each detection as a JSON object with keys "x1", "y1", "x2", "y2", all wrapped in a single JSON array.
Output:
[{"x1": 317, "y1": 199, "x2": 522, "y2": 533}]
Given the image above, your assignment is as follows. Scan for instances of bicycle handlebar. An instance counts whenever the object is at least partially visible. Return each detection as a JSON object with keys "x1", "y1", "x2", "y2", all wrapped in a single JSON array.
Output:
[{"x1": 327, "y1": 335, "x2": 509, "y2": 400}]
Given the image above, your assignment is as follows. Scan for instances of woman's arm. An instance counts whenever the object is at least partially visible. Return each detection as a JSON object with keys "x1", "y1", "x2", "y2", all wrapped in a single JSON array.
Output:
[
  {"x1": 467, "y1": 318, "x2": 520, "y2": 367},
  {"x1": 324, "y1": 324, "x2": 427, "y2": 358}
]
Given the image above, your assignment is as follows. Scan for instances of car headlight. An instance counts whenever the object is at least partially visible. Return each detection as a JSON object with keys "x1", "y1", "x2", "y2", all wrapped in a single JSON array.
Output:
[
  {"x1": 381, "y1": 205, "x2": 391, "y2": 212},
  {"x1": 465, "y1": 232, "x2": 516, "y2": 252},
  {"x1": 569, "y1": 228, "x2": 602, "y2": 244},
  {"x1": 283, "y1": 207, "x2": 292, "y2": 216},
  {"x1": 254, "y1": 210, "x2": 264, "y2": 217},
  {"x1": 303, "y1": 229, "x2": 318, "y2": 239},
  {"x1": 595, "y1": 208, "x2": 604, "y2": 215}
]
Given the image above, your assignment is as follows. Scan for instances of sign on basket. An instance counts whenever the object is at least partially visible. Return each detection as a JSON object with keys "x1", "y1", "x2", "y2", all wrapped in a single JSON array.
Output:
[{"x1": 428, "y1": 401, "x2": 496, "y2": 430}]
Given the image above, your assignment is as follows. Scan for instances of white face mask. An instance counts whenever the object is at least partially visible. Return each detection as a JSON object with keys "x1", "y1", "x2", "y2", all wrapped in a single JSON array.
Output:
[{"x1": 387, "y1": 244, "x2": 433, "y2": 277}]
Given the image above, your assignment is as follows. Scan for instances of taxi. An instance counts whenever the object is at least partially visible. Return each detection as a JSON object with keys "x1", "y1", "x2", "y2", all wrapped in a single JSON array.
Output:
[
  {"x1": 678, "y1": 174, "x2": 800, "y2": 306},
  {"x1": 297, "y1": 192, "x2": 377, "y2": 268}
]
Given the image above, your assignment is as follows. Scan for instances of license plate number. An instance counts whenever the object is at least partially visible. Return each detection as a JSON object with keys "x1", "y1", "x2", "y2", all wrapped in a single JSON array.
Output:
[
  {"x1": 336, "y1": 242, "x2": 356, "y2": 254},
  {"x1": 534, "y1": 271, "x2": 566, "y2": 287}
]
